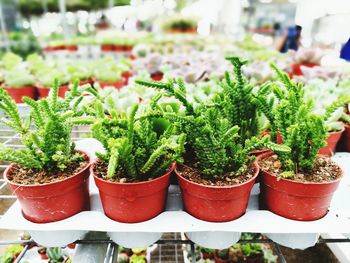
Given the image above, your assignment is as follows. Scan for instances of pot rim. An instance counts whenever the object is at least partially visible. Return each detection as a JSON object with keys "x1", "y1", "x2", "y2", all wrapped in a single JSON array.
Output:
[
  {"x1": 328, "y1": 125, "x2": 345, "y2": 134},
  {"x1": 258, "y1": 151, "x2": 343, "y2": 185},
  {"x1": 4, "y1": 150, "x2": 91, "y2": 188},
  {"x1": 91, "y1": 160, "x2": 175, "y2": 186},
  {"x1": 175, "y1": 161, "x2": 259, "y2": 189}
]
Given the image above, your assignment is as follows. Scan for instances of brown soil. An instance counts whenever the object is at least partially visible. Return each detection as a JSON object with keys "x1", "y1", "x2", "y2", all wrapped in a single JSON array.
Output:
[
  {"x1": 177, "y1": 163, "x2": 256, "y2": 186},
  {"x1": 259, "y1": 155, "x2": 342, "y2": 183},
  {"x1": 93, "y1": 159, "x2": 164, "y2": 183},
  {"x1": 7, "y1": 159, "x2": 89, "y2": 185}
]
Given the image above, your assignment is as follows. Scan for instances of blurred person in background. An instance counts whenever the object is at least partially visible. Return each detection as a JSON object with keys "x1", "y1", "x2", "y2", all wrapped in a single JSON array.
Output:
[
  {"x1": 340, "y1": 38, "x2": 350, "y2": 61},
  {"x1": 276, "y1": 25, "x2": 302, "y2": 53}
]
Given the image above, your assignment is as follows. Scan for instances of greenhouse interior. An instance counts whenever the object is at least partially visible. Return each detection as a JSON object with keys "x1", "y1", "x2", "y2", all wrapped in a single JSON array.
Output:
[{"x1": 1, "y1": 0, "x2": 350, "y2": 262}]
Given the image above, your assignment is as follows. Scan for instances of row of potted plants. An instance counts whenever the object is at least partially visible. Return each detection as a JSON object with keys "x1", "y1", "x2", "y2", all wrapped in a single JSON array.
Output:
[
  {"x1": 0, "y1": 56, "x2": 348, "y2": 227},
  {"x1": 0, "y1": 53, "x2": 132, "y2": 102}
]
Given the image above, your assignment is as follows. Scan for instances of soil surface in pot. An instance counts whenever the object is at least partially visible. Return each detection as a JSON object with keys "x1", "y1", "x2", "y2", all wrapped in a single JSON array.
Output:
[
  {"x1": 177, "y1": 163, "x2": 256, "y2": 186},
  {"x1": 259, "y1": 155, "x2": 341, "y2": 183},
  {"x1": 7, "y1": 159, "x2": 89, "y2": 185},
  {"x1": 93, "y1": 159, "x2": 170, "y2": 183}
]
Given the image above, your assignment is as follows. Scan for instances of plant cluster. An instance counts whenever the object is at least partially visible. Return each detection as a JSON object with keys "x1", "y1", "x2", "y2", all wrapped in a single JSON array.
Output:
[
  {"x1": 255, "y1": 65, "x2": 350, "y2": 175},
  {"x1": 136, "y1": 76, "x2": 289, "y2": 180},
  {"x1": 91, "y1": 101, "x2": 186, "y2": 181},
  {"x1": 215, "y1": 57, "x2": 271, "y2": 143},
  {"x1": 0, "y1": 80, "x2": 93, "y2": 171}
]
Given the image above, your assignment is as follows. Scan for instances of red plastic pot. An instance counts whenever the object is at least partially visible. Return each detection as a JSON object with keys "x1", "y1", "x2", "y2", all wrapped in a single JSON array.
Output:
[
  {"x1": 114, "y1": 45, "x2": 124, "y2": 52},
  {"x1": 4, "y1": 86, "x2": 36, "y2": 103},
  {"x1": 214, "y1": 255, "x2": 229, "y2": 263},
  {"x1": 292, "y1": 63, "x2": 317, "y2": 76},
  {"x1": 176, "y1": 162, "x2": 259, "y2": 222},
  {"x1": 122, "y1": 72, "x2": 133, "y2": 85},
  {"x1": 339, "y1": 124, "x2": 350, "y2": 152},
  {"x1": 4, "y1": 151, "x2": 91, "y2": 223},
  {"x1": 37, "y1": 85, "x2": 69, "y2": 98},
  {"x1": 318, "y1": 128, "x2": 344, "y2": 156},
  {"x1": 67, "y1": 243, "x2": 76, "y2": 249},
  {"x1": 258, "y1": 152, "x2": 343, "y2": 221},
  {"x1": 151, "y1": 73, "x2": 164, "y2": 81},
  {"x1": 101, "y1": 44, "x2": 114, "y2": 52},
  {"x1": 92, "y1": 162, "x2": 174, "y2": 223},
  {"x1": 98, "y1": 80, "x2": 124, "y2": 90},
  {"x1": 202, "y1": 252, "x2": 214, "y2": 260},
  {"x1": 38, "y1": 251, "x2": 48, "y2": 260},
  {"x1": 65, "y1": 45, "x2": 78, "y2": 51}
]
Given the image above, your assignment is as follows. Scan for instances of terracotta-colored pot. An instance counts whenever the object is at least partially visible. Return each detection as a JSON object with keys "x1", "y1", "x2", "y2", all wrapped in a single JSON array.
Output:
[
  {"x1": 318, "y1": 128, "x2": 344, "y2": 156},
  {"x1": 65, "y1": 45, "x2": 78, "y2": 51},
  {"x1": 258, "y1": 152, "x2": 343, "y2": 221},
  {"x1": 292, "y1": 63, "x2": 318, "y2": 76},
  {"x1": 339, "y1": 124, "x2": 350, "y2": 152},
  {"x1": 214, "y1": 254, "x2": 229, "y2": 263},
  {"x1": 37, "y1": 85, "x2": 69, "y2": 98},
  {"x1": 67, "y1": 243, "x2": 76, "y2": 249},
  {"x1": 4, "y1": 86, "x2": 36, "y2": 103},
  {"x1": 92, "y1": 162, "x2": 174, "y2": 223},
  {"x1": 38, "y1": 251, "x2": 48, "y2": 260},
  {"x1": 176, "y1": 162, "x2": 259, "y2": 222},
  {"x1": 114, "y1": 45, "x2": 124, "y2": 52},
  {"x1": 101, "y1": 44, "x2": 114, "y2": 52},
  {"x1": 202, "y1": 251, "x2": 214, "y2": 259},
  {"x1": 98, "y1": 80, "x2": 124, "y2": 90},
  {"x1": 122, "y1": 72, "x2": 133, "y2": 85},
  {"x1": 5, "y1": 151, "x2": 91, "y2": 223},
  {"x1": 151, "y1": 73, "x2": 164, "y2": 81}
]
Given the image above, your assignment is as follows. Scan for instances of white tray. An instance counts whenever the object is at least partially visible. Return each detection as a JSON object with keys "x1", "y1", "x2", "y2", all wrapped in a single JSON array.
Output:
[{"x1": 1, "y1": 139, "x2": 350, "y2": 249}]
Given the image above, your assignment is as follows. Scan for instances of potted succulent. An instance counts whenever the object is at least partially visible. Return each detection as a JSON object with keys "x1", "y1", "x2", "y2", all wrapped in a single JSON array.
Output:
[
  {"x1": 3, "y1": 68, "x2": 36, "y2": 103},
  {"x1": 214, "y1": 249, "x2": 230, "y2": 263},
  {"x1": 37, "y1": 246, "x2": 48, "y2": 260},
  {"x1": 200, "y1": 247, "x2": 215, "y2": 260},
  {"x1": 256, "y1": 65, "x2": 348, "y2": 221},
  {"x1": 36, "y1": 68, "x2": 70, "y2": 98},
  {"x1": 94, "y1": 67, "x2": 124, "y2": 89},
  {"x1": 47, "y1": 247, "x2": 66, "y2": 263},
  {"x1": 90, "y1": 102, "x2": 186, "y2": 223},
  {"x1": 1, "y1": 81, "x2": 93, "y2": 223},
  {"x1": 135, "y1": 78, "x2": 289, "y2": 222}
]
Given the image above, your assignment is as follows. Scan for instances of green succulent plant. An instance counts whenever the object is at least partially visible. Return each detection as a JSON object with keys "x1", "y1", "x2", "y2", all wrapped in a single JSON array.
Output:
[
  {"x1": 254, "y1": 64, "x2": 350, "y2": 175},
  {"x1": 0, "y1": 80, "x2": 94, "y2": 171},
  {"x1": 91, "y1": 101, "x2": 186, "y2": 181},
  {"x1": 135, "y1": 77, "x2": 290, "y2": 180}
]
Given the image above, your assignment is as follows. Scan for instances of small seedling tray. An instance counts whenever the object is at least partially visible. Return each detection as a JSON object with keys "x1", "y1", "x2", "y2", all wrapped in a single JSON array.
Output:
[{"x1": 1, "y1": 139, "x2": 350, "y2": 249}]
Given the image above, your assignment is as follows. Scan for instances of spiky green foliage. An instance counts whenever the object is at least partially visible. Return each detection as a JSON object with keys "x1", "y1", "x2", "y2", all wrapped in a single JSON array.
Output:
[
  {"x1": 215, "y1": 57, "x2": 269, "y2": 143},
  {"x1": 47, "y1": 247, "x2": 65, "y2": 263},
  {"x1": 257, "y1": 65, "x2": 350, "y2": 174},
  {"x1": 0, "y1": 80, "x2": 93, "y2": 171},
  {"x1": 135, "y1": 78, "x2": 290, "y2": 179},
  {"x1": 92, "y1": 102, "x2": 186, "y2": 181}
]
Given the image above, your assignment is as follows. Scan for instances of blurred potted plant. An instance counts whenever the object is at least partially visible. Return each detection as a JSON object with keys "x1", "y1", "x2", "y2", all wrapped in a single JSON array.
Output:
[{"x1": 3, "y1": 67, "x2": 36, "y2": 103}]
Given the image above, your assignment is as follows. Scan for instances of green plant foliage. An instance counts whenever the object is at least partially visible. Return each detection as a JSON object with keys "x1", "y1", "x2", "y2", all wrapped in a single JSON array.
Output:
[
  {"x1": 129, "y1": 254, "x2": 147, "y2": 263},
  {"x1": 47, "y1": 247, "x2": 65, "y2": 263},
  {"x1": 215, "y1": 56, "x2": 270, "y2": 143},
  {"x1": 91, "y1": 102, "x2": 186, "y2": 181},
  {"x1": 256, "y1": 64, "x2": 350, "y2": 174},
  {"x1": 0, "y1": 80, "x2": 94, "y2": 171},
  {"x1": 135, "y1": 78, "x2": 290, "y2": 179}
]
